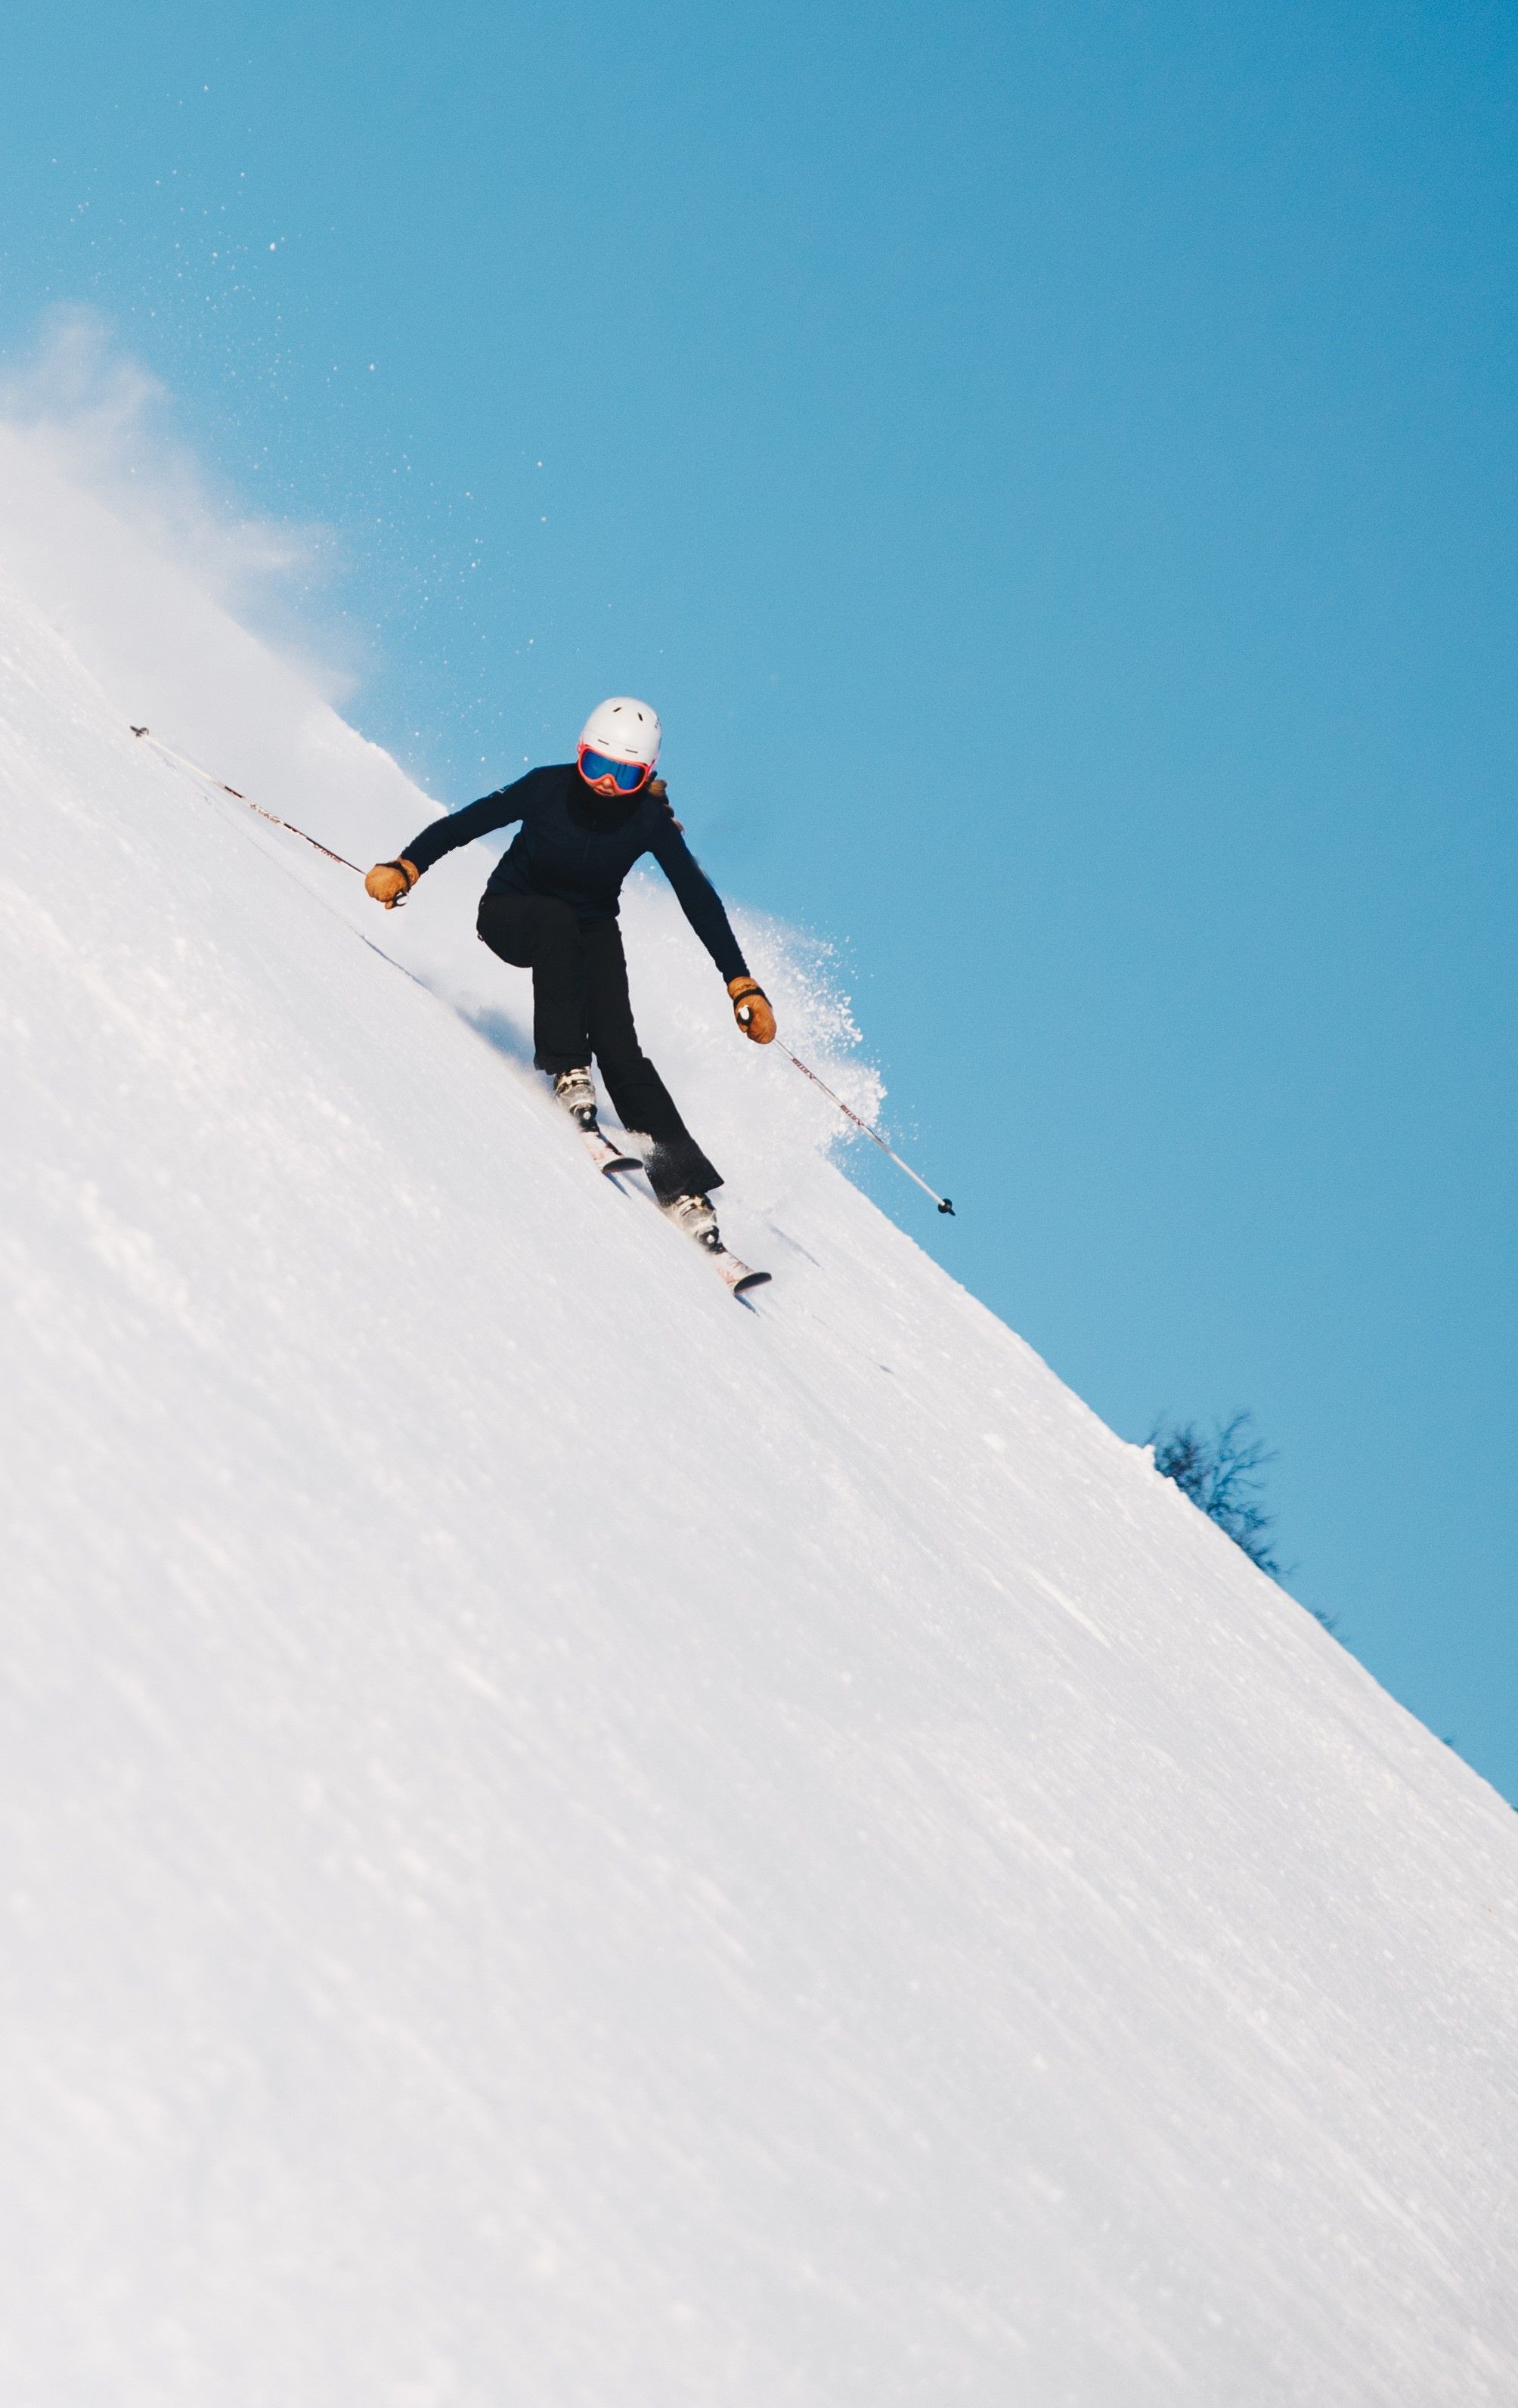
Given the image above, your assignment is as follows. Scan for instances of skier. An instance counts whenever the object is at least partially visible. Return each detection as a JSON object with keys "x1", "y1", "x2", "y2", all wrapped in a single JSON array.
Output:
[{"x1": 364, "y1": 698, "x2": 776, "y2": 1244}]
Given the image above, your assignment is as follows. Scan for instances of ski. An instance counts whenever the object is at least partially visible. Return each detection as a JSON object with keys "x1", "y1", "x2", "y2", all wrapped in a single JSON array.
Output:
[
  {"x1": 570, "y1": 1108, "x2": 772, "y2": 1296},
  {"x1": 705, "y1": 1244, "x2": 772, "y2": 1297},
  {"x1": 668, "y1": 1211, "x2": 771, "y2": 1295},
  {"x1": 578, "y1": 1123, "x2": 642, "y2": 1177}
]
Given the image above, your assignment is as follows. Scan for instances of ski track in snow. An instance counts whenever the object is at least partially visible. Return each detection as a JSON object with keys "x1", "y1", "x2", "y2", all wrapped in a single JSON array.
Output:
[{"x1": 2, "y1": 434, "x2": 1517, "y2": 2405}]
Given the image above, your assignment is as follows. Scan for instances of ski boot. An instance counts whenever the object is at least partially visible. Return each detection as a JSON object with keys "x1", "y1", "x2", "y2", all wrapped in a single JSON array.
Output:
[
  {"x1": 551, "y1": 1066, "x2": 599, "y2": 1133},
  {"x1": 556, "y1": 1068, "x2": 643, "y2": 1177},
  {"x1": 661, "y1": 1192, "x2": 721, "y2": 1250}
]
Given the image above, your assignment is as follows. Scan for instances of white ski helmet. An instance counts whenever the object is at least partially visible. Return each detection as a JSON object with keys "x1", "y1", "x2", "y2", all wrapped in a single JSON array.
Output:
[{"x1": 577, "y1": 695, "x2": 662, "y2": 771}]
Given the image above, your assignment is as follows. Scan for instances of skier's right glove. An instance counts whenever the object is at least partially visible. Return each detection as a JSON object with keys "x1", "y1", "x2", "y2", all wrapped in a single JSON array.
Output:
[
  {"x1": 728, "y1": 977, "x2": 776, "y2": 1044},
  {"x1": 365, "y1": 857, "x2": 419, "y2": 909}
]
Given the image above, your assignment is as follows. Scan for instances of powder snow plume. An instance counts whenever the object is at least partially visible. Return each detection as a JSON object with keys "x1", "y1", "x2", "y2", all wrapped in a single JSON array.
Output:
[{"x1": 2, "y1": 333, "x2": 1516, "y2": 2406}]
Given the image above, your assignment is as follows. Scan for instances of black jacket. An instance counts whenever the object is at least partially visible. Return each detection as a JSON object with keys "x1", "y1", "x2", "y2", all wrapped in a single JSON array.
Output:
[{"x1": 404, "y1": 764, "x2": 749, "y2": 983}]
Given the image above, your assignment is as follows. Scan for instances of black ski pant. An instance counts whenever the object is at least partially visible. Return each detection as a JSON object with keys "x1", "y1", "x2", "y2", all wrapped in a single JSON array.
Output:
[{"x1": 477, "y1": 888, "x2": 721, "y2": 1200}]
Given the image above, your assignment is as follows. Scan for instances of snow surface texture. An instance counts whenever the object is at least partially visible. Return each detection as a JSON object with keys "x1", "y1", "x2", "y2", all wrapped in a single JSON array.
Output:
[{"x1": 2, "y1": 428, "x2": 1517, "y2": 2408}]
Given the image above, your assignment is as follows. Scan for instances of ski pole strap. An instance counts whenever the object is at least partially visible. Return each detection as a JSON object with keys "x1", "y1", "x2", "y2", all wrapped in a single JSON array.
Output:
[
  {"x1": 777, "y1": 1039, "x2": 954, "y2": 1215},
  {"x1": 129, "y1": 727, "x2": 365, "y2": 875}
]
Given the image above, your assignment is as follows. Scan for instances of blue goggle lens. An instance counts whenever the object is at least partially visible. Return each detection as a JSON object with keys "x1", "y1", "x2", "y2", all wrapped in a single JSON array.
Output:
[{"x1": 581, "y1": 748, "x2": 650, "y2": 792}]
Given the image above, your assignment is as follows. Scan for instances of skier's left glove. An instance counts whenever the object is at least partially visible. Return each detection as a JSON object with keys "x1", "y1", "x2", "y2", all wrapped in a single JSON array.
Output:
[{"x1": 728, "y1": 977, "x2": 776, "y2": 1044}]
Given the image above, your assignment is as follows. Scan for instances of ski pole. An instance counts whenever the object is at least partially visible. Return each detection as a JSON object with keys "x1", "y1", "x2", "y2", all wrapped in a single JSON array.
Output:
[
  {"x1": 129, "y1": 726, "x2": 369, "y2": 879},
  {"x1": 776, "y1": 1038, "x2": 954, "y2": 1215}
]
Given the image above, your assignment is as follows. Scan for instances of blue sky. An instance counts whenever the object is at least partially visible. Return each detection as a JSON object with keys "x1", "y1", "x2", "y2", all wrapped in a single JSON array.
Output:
[{"x1": 2, "y1": 2, "x2": 1514, "y2": 1799}]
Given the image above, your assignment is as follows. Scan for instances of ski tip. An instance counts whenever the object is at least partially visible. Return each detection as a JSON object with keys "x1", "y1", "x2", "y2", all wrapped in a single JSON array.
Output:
[
  {"x1": 708, "y1": 1246, "x2": 772, "y2": 1295},
  {"x1": 578, "y1": 1126, "x2": 644, "y2": 1178}
]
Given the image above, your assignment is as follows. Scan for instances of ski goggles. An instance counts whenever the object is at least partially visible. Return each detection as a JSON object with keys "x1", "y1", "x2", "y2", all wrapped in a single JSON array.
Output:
[{"x1": 578, "y1": 745, "x2": 653, "y2": 793}]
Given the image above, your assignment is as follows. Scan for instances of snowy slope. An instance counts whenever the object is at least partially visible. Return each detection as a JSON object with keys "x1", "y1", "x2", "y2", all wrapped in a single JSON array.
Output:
[{"x1": 2, "y1": 439, "x2": 1517, "y2": 2408}]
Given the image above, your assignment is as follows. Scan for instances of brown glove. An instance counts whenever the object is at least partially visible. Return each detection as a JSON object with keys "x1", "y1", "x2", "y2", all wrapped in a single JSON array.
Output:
[
  {"x1": 728, "y1": 976, "x2": 776, "y2": 1044},
  {"x1": 364, "y1": 857, "x2": 419, "y2": 909}
]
